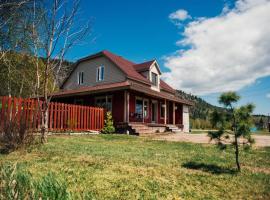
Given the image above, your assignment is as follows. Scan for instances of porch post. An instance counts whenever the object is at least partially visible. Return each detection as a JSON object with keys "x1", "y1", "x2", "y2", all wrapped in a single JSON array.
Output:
[
  {"x1": 127, "y1": 91, "x2": 130, "y2": 123},
  {"x1": 173, "y1": 102, "x2": 175, "y2": 125},
  {"x1": 124, "y1": 91, "x2": 127, "y2": 122},
  {"x1": 124, "y1": 90, "x2": 130, "y2": 123},
  {"x1": 164, "y1": 99, "x2": 167, "y2": 125},
  {"x1": 142, "y1": 99, "x2": 144, "y2": 123}
]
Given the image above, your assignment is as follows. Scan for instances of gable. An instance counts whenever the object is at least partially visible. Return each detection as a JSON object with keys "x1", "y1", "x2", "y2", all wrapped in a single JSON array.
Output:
[
  {"x1": 62, "y1": 56, "x2": 126, "y2": 90},
  {"x1": 149, "y1": 62, "x2": 161, "y2": 75}
]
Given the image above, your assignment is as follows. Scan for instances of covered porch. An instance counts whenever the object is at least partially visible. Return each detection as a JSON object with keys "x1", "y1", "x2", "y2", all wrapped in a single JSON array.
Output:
[
  {"x1": 125, "y1": 90, "x2": 184, "y2": 128},
  {"x1": 51, "y1": 86, "x2": 190, "y2": 133}
]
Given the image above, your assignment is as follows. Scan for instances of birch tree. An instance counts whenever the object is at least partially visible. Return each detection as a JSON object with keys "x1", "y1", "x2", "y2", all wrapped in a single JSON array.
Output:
[{"x1": 31, "y1": 0, "x2": 91, "y2": 143}]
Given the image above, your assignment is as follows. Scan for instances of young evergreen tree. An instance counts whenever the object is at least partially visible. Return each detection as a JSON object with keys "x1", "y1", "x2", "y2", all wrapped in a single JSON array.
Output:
[
  {"x1": 102, "y1": 112, "x2": 115, "y2": 134},
  {"x1": 208, "y1": 92, "x2": 255, "y2": 171}
]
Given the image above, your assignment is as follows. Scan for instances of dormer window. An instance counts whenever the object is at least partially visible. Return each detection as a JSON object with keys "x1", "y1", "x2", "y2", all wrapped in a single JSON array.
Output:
[
  {"x1": 77, "y1": 72, "x2": 84, "y2": 85},
  {"x1": 151, "y1": 72, "x2": 158, "y2": 86},
  {"x1": 96, "y1": 66, "x2": 105, "y2": 82}
]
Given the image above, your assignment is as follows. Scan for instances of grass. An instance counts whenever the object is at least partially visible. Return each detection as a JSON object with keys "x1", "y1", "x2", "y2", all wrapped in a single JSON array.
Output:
[{"x1": 1, "y1": 134, "x2": 270, "y2": 199}]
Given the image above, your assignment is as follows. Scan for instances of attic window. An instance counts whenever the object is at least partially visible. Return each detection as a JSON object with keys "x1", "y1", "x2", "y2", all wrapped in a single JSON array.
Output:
[
  {"x1": 151, "y1": 72, "x2": 158, "y2": 86},
  {"x1": 97, "y1": 66, "x2": 104, "y2": 82},
  {"x1": 78, "y1": 72, "x2": 84, "y2": 85}
]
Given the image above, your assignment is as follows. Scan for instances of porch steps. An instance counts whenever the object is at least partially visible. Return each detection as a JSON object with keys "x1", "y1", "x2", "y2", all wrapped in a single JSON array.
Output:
[
  {"x1": 128, "y1": 123, "x2": 183, "y2": 136},
  {"x1": 129, "y1": 123, "x2": 156, "y2": 136},
  {"x1": 166, "y1": 125, "x2": 182, "y2": 133}
]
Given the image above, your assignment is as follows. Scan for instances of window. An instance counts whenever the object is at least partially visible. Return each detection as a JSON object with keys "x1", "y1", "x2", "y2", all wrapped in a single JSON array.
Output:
[
  {"x1": 135, "y1": 98, "x2": 143, "y2": 119},
  {"x1": 95, "y1": 95, "x2": 112, "y2": 111},
  {"x1": 151, "y1": 72, "x2": 158, "y2": 86},
  {"x1": 96, "y1": 66, "x2": 105, "y2": 82},
  {"x1": 74, "y1": 99, "x2": 84, "y2": 105},
  {"x1": 143, "y1": 99, "x2": 148, "y2": 118},
  {"x1": 160, "y1": 102, "x2": 165, "y2": 118},
  {"x1": 78, "y1": 72, "x2": 84, "y2": 85}
]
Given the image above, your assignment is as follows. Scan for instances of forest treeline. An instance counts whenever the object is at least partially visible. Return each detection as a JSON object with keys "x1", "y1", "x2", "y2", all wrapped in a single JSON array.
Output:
[{"x1": 176, "y1": 90, "x2": 269, "y2": 130}]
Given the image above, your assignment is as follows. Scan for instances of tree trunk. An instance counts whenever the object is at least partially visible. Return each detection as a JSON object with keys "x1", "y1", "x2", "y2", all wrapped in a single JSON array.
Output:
[
  {"x1": 231, "y1": 105, "x2": 241, "y2": 172},
  {"x1": 234, "y1": 134, "x2": 241, "y2": 171},
  {"x1": 40, "y1": 107, "x2": 48, "y2": 143}
]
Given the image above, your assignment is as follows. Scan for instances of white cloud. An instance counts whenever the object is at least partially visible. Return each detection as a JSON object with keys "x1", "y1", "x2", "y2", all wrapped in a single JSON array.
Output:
[
  {"x1": 163, "y1": 0, "x2": 270, "y2": 95},
  {"x1": 267, "y1": 93, "x2": 270, "y2": 98},
  {"x1": 169, "y1": 9, "x2": 191, "y2": 21}
]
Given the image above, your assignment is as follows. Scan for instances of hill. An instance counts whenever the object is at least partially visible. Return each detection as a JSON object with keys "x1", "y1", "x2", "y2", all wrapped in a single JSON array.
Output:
[
  {"x1": 176, "y1": 90, "x2": 269, "y2": 130},
  {"x1": 176, "y1": 90, "x2": 225, "y2": 120}
]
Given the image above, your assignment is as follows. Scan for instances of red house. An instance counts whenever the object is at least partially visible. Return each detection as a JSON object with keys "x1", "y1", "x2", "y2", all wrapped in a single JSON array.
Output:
[{"x1": 52, "y1": 50, "x2": 193, "y2": 135}]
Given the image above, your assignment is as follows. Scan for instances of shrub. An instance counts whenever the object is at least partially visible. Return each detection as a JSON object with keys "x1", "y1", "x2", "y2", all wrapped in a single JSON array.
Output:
[
  {"x1": 0, "y1": 119, "x2": 37, "y2": 154},
  {"x1": 101, "y1": 112, "x2": 115, "y2": 134}
]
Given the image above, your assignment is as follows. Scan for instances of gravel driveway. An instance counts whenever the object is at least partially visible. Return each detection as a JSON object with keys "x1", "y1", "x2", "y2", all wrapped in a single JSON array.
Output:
[{"x1": 151, "y1": 133, "x2": 270, "y2": 147}]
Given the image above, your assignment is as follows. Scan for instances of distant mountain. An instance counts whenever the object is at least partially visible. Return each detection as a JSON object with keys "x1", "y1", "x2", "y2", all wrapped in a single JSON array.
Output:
[{"x1": 176, "y1": 90, "x2": 226, "y2": 120}]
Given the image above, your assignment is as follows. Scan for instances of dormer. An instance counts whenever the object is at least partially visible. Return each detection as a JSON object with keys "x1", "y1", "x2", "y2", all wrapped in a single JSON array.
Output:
[{"x1": 133, "y1": 60, "x2": 162, "y2": 92}]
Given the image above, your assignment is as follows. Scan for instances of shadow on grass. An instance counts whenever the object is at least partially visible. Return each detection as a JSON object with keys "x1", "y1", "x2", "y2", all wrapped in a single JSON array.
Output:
[{"x1": 182, "y1": 161, "x2": 237, "y2": 175}]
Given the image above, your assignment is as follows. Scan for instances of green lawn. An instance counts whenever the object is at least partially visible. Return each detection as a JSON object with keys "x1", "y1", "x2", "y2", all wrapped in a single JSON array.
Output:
[{"x1": 1, "y1": 135, "x2": 270, "y2": 199}]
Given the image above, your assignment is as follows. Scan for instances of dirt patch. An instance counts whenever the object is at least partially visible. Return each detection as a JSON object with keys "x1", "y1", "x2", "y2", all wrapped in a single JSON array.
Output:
[
  {"x1": 149, "y1": 133, "x2": 270, "y2": 147},
  {"x1": 243, "y1": 165, "x2": 270, "y2": 174}
]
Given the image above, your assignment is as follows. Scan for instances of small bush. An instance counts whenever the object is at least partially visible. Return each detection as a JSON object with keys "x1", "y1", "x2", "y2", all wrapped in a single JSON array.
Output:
[
  {"x1": 0, "y1": 119, "x2": 37, "y2": 154},
  {"x1": 101, "y1": 112, "x2": 115, "y2": 134},
  {"x1": 0, "y1": 163, "x2": 70, "y2": 199}
]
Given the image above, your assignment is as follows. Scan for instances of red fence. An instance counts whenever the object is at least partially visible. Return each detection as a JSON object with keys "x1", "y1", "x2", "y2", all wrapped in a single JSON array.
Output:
[{"x1": 0, "y1": 96, "x2": 104, "y2": 132}]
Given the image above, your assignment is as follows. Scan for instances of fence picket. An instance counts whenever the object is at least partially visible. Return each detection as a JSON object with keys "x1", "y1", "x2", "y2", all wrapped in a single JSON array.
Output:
[{"x1": 0, "y1": 96, "x2": 104, "y2": 133}]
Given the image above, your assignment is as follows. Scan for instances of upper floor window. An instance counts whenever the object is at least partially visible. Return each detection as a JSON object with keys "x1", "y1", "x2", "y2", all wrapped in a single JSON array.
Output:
[
  {"x1": 151, "y1": 72, "x2": 158, "y2": 86},
  {"x1": 77, "y1": 72, "x2": 84, "y2": 85},
  {"x1": 96, "y1": 66, "x2": 105, "y2": 82}
]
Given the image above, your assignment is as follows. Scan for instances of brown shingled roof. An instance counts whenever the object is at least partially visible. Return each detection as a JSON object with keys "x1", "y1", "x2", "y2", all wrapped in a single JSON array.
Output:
[
  {"x1": 160, "y1": 80, "x2": 175, "y2": 93},
  {"x1": 101, "y1": 50, "x2": 151, "y2": 85},
  {"x1": 54, "y1": 81, "x2": 130, "y2": 97},
  {"x1": 133, "y1": 60, "x2": 155, "y2": 72},
  {"x1": 61, "y1": 50, "x2": 175, "y2": 93}
]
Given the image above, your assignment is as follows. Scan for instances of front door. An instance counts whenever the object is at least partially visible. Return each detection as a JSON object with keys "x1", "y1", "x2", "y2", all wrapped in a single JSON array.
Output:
[{"x1": 151, "y1": 102, "x2": 157, "y2": 123}]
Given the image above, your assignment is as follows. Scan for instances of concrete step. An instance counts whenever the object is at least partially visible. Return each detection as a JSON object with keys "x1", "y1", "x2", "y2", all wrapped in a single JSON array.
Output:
[
  {"x1": 129, "y1": 124, "x2": 147, "y2": 128},
  {"x1": 172, "y1": 130, "x2": 182, "y2": 133}
]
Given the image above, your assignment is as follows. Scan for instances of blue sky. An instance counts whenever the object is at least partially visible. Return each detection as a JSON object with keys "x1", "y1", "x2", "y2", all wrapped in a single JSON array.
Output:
[{"x1": 66, "y1": 0, "x2": 270, "y2": 115}]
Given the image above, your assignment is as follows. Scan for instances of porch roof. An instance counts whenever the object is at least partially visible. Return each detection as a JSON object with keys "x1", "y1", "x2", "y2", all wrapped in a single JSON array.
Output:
[
  {"x1": 51, "y1": 81, "x2": 131, "y2": 97},
  {"x1": 51, "y1": 81, "x2": 193, "y2": 106},
  {"x1": 129, "y1": 82, "x2": 193, "y2": 106}
]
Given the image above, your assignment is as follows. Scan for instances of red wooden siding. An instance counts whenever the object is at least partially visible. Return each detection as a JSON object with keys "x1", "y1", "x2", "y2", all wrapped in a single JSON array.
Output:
[{"x1": 0, "y1": 96, "x2": 104, "y2": 132}]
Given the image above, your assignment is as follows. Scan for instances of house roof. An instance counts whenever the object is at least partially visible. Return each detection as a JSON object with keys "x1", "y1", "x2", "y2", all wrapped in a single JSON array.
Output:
[
  {"x1": 61, "y1": 50, "x2": 175, "y2": 93},
  {"x1": 133, "y1": 60, "x2": 155, "y2": 72}
]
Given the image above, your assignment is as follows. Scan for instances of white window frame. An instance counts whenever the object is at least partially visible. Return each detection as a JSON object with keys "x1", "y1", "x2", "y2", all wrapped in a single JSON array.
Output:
[
  {"x1": 143, "y1": 99, "x2": 149, "y2": 118},
  {"x1": 96, "y1": 65, "x2": 105, "y2": 82},
  {"x1": 135, "y1": 97, "x2": 149, "y2": 121},
  {"x1": 135, "y1": 97, "x2": 143, "y2": 118},
  {"x1": 151, "y1": 72, "x2": 158, "y2": 86},
  {"x1": 77, "y1": 71, "x2": 84, "y2": 85},
  {"x1": 160, "y1": 101, "x2": 165, "y2": 119}
]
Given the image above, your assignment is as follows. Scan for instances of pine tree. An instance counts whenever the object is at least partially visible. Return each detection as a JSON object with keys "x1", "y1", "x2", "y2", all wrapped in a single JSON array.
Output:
[
  {"x1": 208, "y1": 92, "x2": 255, "y2": 172},
  {"x1": 102, "y1": 112, "x2": 115, "y2": 134}
]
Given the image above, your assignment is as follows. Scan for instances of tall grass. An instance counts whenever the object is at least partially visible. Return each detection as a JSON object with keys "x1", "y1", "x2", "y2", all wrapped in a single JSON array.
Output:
[{"x1": 0, "y1": 163, "x2": 69, "y2": 200}]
